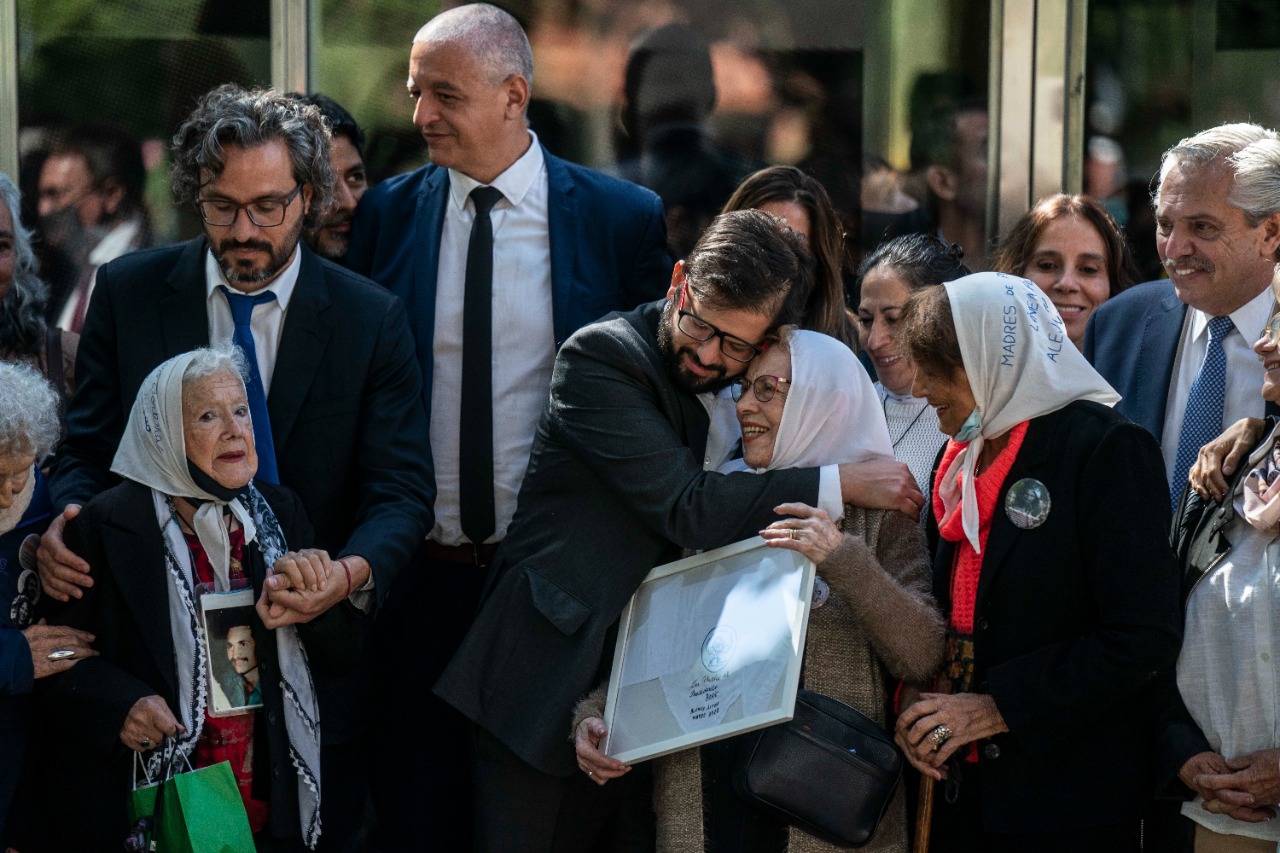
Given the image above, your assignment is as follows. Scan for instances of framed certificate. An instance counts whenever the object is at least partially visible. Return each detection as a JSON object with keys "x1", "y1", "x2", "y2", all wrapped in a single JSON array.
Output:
[{"x1": 602, "y1": 537, "x2": 816, "y2": 765}]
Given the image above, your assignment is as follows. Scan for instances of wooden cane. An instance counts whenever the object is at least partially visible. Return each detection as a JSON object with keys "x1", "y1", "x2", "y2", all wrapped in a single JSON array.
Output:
[{"x1": 912, "y1": 774, "x2": 935, "y2": 853}]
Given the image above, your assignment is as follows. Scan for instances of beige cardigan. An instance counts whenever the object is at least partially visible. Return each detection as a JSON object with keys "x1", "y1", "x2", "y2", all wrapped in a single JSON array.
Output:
[{"x1": 573, "y1": 507, "x2": 944, "y2": 853}]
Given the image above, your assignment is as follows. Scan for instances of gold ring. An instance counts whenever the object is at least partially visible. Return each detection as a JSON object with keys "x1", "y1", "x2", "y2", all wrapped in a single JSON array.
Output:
[
  {"x1": 789, "y1": 529, "x2": 798, "y2": 539},
  {"x1": 928, "y1": 725, "x2": 952, "y2": 751}
]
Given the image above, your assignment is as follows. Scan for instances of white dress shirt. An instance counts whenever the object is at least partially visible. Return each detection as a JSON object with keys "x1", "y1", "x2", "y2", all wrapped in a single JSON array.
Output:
[
  {"x1": 430, "y1": 134, "x2": 553, "y2": 547},
  {"x1": 1177, "y1": 426, "x2": 1280, "y2": 841},
  {"x1": 203, "y1": 246, "x2": 301, "y2": 393},
  {"x1": 1161, "y1": 286, "x2": 1274, "y2": 482}
]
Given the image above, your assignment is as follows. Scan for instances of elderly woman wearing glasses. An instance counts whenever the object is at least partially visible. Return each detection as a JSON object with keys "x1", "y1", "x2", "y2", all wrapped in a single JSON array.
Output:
[{"x1": 575, "y1": 327, "x2": 944, "y2": 853}]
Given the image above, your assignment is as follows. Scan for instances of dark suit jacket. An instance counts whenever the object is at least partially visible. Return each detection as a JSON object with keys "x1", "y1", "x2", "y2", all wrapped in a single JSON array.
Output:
[
  {"x1": 47, "y1": 237, "x2": 433, "y2": 741},
  {"x1": 38, "y1": 480, "x2": 351, "y2": 849},
  {"x1": 1084, "y1": 279, "x2": 1280, "y2": 439},
  {"x1": 344, "y1": 144, "x2": 673, "y2": 418},
  {"x1": 435, "y1": 300, "x2": 823, "y2": 776},
  {"x1": 926, "y1": 401, "x2": 1183, "y2": 833}
]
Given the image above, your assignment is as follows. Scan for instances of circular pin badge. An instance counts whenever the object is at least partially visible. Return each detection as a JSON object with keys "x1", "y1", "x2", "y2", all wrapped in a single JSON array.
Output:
[
  {"x1": 18, "y1": 568, "x2": 40, "y2": 604},
  {"x1": 9, "y1": 595, "x2": 30, "y2": 630},
  {"x1": 1005, "y1": 478, "x2": 1051, "y2": 529},
  {"x1": 811, "y1": 575, "x2": 830, "y2": 609}
]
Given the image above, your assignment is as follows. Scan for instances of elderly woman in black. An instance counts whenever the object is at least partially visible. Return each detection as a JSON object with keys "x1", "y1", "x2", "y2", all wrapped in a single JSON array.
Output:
[
  {"x1": 0, "y1": 362, "x2": 96, "y2": 845},
  {"x1": 894, "y1": 273, "x2": 1182, "y2": 851},
  {"x1": 39, "y1": 345, "x2": 352, "y2": 850}
]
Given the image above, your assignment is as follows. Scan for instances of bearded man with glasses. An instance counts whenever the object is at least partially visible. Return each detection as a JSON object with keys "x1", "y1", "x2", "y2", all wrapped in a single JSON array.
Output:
[
  {"x1": 38, "y1": 83, "x2": 433, "y2": 852},
  {"x1": 438, "y1": 209, "x2": 923, "y2": 851}
]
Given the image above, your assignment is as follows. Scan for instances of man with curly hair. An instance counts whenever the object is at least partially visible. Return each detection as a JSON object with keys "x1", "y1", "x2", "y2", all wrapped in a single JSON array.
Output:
[{"x1": 37, "y1": 83, "x2": 433, "y2": 851}]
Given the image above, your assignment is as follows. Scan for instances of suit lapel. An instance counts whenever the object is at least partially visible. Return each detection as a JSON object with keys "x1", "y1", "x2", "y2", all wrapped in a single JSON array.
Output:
[
  {"x1": 269, "y1": 246, "x2": 332, "y2": 451},
  {"x1": 104, "y1": 487, "x2": 179, "y2": 697},
  {"x1": 412, "y1": 168, "x2": 450, "y2": 413},
  {"x1": 159, "y1": 239, "x2": 213, "y2": 356},
  {"x1": 973, "y1": 415, "x2": 1058, "y2": 608},
  {"x1": 545, "y1": 150, "x2": 578, "y2": 349},
  {"x1": 1134, "y1": 290, "x2": 1186, "y2": 442}
]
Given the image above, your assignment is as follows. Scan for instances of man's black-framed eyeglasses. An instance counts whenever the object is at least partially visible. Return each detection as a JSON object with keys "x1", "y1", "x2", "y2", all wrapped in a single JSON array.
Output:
[
  {"x1": 676, "y1": 282, "x2": 767, "y2": 364},
  {"x1": 730, "y1": 374, "x2": 791, "y2": 403},
  {"x1": 197, "y1": 184, "x2": 303, "y2": 227}
]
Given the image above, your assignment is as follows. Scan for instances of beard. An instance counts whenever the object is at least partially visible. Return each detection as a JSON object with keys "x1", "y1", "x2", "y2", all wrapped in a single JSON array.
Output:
[
  {"x1": 212, "y1": 217, "x2": 304, "y2": 285},
  {"x1": 307, "y1": 212, "x2": 352, "y2": 262},
  {"x1": 657, "y1": 302, "x2": 732, "y2": 395}
]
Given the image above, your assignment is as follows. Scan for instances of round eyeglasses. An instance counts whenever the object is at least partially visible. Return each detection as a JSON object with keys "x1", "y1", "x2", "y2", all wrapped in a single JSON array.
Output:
[
  {"x1": 730, "y1": 374, "x2": 791, "y2": 403},
  {"x1": 197, "y1": 184, "x2": 303, "y2": 228}
]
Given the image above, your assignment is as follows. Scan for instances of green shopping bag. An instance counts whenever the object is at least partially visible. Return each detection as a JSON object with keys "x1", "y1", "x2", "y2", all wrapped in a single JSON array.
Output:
[{"x1": 127, "y1": 741, "x2": 255, "y2": 852}]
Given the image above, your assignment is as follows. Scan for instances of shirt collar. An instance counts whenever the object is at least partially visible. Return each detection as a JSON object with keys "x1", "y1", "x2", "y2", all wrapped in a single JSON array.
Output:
[
  {"x1": 203, "y1": 242, "x2": 302, "y2": 311},
  {"x1": 1190, "y1": 283, "x2": 1274, "y2": 345},
  {"x1": 447, "y1": 130, "x2": 543, "y2": 214}
]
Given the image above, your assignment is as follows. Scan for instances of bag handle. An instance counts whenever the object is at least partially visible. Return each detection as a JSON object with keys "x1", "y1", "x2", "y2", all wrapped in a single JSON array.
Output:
[{"x1": 141, "y1": 736, "x2": 194, "y2": 851}]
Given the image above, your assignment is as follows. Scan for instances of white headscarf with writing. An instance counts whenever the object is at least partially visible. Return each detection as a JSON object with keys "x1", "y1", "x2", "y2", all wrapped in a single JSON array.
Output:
[{"x1": 936, "y1": 272, "x2": 1120, "y2": 552}]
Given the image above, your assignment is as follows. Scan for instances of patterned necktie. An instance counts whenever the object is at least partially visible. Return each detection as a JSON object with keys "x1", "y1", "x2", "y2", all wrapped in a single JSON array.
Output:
[
  {"x1": 219, "y1": 285, "x2": 279, "y2": 484},
  {"x1": 459, "y1": 186, "x2": 505, "y2": 546},
  {"x1": 1170, "y1": 315, "x2": 1234, "y2": 508}
]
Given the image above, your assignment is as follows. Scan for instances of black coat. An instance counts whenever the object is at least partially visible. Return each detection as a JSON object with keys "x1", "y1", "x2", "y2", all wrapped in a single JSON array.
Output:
[
  {"x1": 926, "y1": 401, "x2": 1183, "y2": 833},
  {"x1": 47, "y1": 237, "x2": 433, "y2": 742},
  {"x1": 435, "y1": 300, "x2": 824, "y2": 776},
  {"x1": 36, "y1": 480, "x2": 353, "y2": 849}
]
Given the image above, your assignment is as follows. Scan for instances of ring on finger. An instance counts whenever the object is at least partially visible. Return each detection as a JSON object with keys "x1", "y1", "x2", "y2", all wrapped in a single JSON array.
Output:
[
  {"x1": 140, "y1": 737, "x2": 151, "y2": 749},
  {"x1": 788, "y1": 529, "x2": 798, "y2": 540},
  {"x1": 587, "y1": 770, "x2": 595, "y2": 778},
  {"x1": 928, "y1": 725, "x2": 952, "y2": 751}
]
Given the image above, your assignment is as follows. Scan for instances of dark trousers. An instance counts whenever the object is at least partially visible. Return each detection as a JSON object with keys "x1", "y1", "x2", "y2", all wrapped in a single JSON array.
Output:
[
  {"x1": 930, "y1": 761, "x2": 1142, "y2": 853},
  {"x1": 372, "y1": 547, "x2": 487, "y2": 851},
  {"x1": 318, "y1": 737, "x2": 372, "y2": 853},
  {"x1": 471, "y1": 725, "x2": 655, "y2": 853}
]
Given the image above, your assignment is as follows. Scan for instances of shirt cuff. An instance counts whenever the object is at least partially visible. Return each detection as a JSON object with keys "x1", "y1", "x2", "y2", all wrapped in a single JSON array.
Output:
[
  {"x1": 817, "y1": 464, "x2": 844, "y2": 522},
  {"x1": 345, "y1": 560, "x2": 376, "y2": 614}
]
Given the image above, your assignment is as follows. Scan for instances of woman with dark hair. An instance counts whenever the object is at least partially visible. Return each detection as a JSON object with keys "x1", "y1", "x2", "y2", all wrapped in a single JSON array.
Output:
[
  {"x1": 856, "y1": 234, "x2": 970, "y2": 495},
  {"x1": 722, "y1": 166, "x2": 859, "y2": 350},
  {"x1": 0, "y1": 172, "x2": 77, "y2": 402},
  {"x1": 894, "y1": 273, "x2": 1181, "y2": 851},
  {"x1": 990, "y1": 193, "x2": 1138, "y2": 350}
]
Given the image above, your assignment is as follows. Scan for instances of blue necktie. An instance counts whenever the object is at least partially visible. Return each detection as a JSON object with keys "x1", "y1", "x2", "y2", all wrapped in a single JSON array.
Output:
[
  {"x1": 219, "y1": 286, "x2": 279, "y2": 484},
  {"x1": 1170, "y1": 315, "x2": 1234, "y2": 508}
]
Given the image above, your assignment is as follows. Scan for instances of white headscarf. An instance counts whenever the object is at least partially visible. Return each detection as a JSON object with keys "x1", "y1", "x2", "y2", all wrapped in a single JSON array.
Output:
[
  {"x1": 937, "y1": 273, "x2": 1120, "y2": 552},
  {"x1": 722, "y1": 328, "x2": 894, "y2": 474},
  {"x1": 112, "y1": 351, "x2": 257, "y2": 590},
  {"x1": 111, "y1": 352, "x2": 323, "y2": 848}
]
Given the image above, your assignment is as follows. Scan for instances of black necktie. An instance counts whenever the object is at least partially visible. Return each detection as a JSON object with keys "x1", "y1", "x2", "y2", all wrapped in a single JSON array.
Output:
[{"x1": 460, "y1": 186, "x2": 505, "y2": 545}]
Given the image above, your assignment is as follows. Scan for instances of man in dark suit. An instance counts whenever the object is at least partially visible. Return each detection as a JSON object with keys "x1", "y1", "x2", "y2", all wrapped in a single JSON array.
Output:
[
  {"x1": 343, "y1": 5, "x2": 671, "y2": 845},
  {"x1": 1086, "y1": 122, "x2": 1280, "y2": 496},
  {"x1": 436, "y1": 210, "x2": 923, "y2": 851},
  {"x1": 1086, "y1": 121, "x2": 1280, "y2": 852},
  {"x1": 37, "y1": 84, "x2": 433, "y2": 852}
]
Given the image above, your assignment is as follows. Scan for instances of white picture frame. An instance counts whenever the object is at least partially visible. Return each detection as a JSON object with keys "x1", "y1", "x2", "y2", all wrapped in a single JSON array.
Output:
[{"x1": 602, "y1": 536, "x2": 815, "y2": 765}]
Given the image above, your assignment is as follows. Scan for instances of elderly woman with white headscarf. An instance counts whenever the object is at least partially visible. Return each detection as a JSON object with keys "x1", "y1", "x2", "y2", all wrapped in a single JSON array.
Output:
[
  {"x1": 575, "y1": 329, "x2": 945, "y2": 853},
  {"x1": 37, "y1": 345, "x2": 350, "y2": 850},
  {"x1": 894, "y1": 273, "x2": 1182, "y2": 852}
]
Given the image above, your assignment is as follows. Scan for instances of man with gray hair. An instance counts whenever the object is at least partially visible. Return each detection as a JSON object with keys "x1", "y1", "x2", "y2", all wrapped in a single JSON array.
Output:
[
  {"x1": 38, "y1": 83, "x2": 433, "y2": 851},
  {"x1": 345, "y1": 4, "x2": 671, "y2": 845},
  {"x1": 1086, "y1": 122, "x2": 1280, "y2": 500}
]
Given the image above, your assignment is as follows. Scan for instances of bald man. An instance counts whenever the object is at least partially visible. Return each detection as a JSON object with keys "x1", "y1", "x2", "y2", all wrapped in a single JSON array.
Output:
[{"x1": 345, "y1": 4, "x2": 672, "y2": 845}]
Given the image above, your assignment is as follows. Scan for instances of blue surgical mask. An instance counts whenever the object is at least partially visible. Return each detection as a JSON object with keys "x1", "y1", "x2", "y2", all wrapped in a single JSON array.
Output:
[{"x1": 954, "y1": 407, "x2": 982, "y2": 443}]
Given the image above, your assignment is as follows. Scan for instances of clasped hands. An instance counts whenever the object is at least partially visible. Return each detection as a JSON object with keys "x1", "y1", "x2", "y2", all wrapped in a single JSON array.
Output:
[
  {"x1": 894, "y1": 691, "x2": 1009, "y2": 781},
  {"x1": 1180, "y1": 749, "x2": 1280, "y2": 823},
  {"x1": 257, "y1": 549, "x2": 365, "y2": 629}
]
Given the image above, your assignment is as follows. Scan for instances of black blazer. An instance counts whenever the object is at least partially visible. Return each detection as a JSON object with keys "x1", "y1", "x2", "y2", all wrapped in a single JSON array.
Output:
[
  {"x1": 37, "y1": 480, "x2": 352, "y2": 849},
  {"x1": 436, "y1": 300, "x2": 823, "y2": 776},
  {"x1": 47, "y1": 238, "x2": 434, "y2": 741},
  {"x1": 927, "y1": 401, "x2": 1182, "y2": 833}
]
